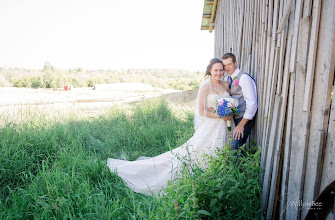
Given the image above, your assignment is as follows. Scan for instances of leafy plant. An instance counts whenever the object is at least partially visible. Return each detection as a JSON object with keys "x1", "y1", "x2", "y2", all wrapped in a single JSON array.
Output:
[{"x1": 154, "y1": 144, "x2": 263, "y2": 219}]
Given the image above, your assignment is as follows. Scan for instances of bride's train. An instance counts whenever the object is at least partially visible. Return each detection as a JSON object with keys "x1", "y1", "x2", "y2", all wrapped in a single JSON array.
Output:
[{"x1": 107, "y1": 99, "x2": 230, "y2": 195}]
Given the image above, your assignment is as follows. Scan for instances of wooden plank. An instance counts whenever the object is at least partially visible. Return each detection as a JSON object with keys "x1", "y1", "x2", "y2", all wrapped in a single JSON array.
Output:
[
  {"x1": 276, "y1": 25, "x2": 288, "y2": 98},
  {"x1": 302, "y1": 0, "x2": 322, "y2": 112},
  {"x1": 263, "y1": 44, "x2": 281, "y2": 212},
  {"x1": 209, "y1": 0, "x2": 219, "y2": 32},
  {"x1": 280, "y1": 72, "x2": 295, "y2": 220},
  {"x1": 223, "y1": 0, "x2": 227, "y2": 54},
  {"x1": 289, "y1": 0, "x2": 304, "y2": 73},
  {"x1": 229, "y1": 0, "x2": 233, "y2": 52},
  {"x1": 206, "y1": 0, "x2": 214, "y2": 6},
  {"x1": 248, "y1": 0, "x2": 254, "y2": 55},
  {"x1": 277, "y1": 0, "x2": 293, "y2": 34},
  {"x1": 279, "y1": 8, "x2": 295, "y2": 219},
  {"x1": 262, "y1": 0, "x2": 281, "y2": 174},
  {"x1": 286, "y1": 112, "x2": 311, "y2": 219},
  {"x1": 254, "y1": 8, "x2": 262, "y2": 143},
  {"x1": 261, "y1": 0, "x2": 281, "y2": 210},
  {"x1": 261, "y1": 0, "x2": 274, "y2": 111},
  {"x1": 202, "y1": 14, "x2": 212, "y2": 18},
  {"x1": 285, "y1": 17, "x2": 311, "y2": 219},
  {"x1": 221, "y1": 0, "x2": 224, "y2": 55},
  {"x1": 265, "y1": 95, "x2": 282, "y2": 219},
  {"x1": 301, "y1": 0, "x2": 335, "y2": 217},
  {"x1": 219, "y1": 0, "x2": 224, "y2": 56},
  {"x1": 303, "y1": 0, "x2": 313, "y2": 18},
  {"x1": 244, "y1": 0, "x2": 252, "y2": 73},
  {"x1": 214, "y1": 0, "x2": 221, "y2": 57},
  {"x1": 238, "y1": 0, "x2": 242, "y2": 56},
  {"x1": 259, "y1": 0, "x2": 269, "y2": 146},
  {"x1": 215, "y1": 0, "x2": 222, "y2": 56},
  {"x1": 264, "y1": 41, "x2": 281, "y2": 151},
  {"x1": 250, "y1": 0, "x2": 258, "y2": 80},
  {"x1": 240, "y1": 0, "x2": 247, "y2": 67},
  {"x1": 266, "y1": 20, "x2": 290, "y2": 218},
  {"x1": 320, "y1": 85, "x2": 335, "y2": 206},
  {"x1": 261, "y1": 94, "x2": 281, "y2": 213},
  {"x1": 242, "y1": 0, "x2": 248, "y2": 69},
  {"x1": 237, "y1": 0, "x2": 244, "y2": 61},
  {"x1": 261, "y1": 0, "x2": 275, "y2": 168}
]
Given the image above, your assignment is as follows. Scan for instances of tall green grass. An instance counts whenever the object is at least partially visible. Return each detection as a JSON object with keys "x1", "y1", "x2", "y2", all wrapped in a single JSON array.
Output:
[{"x1": 0, "y1": 99, "x2": 261, "y2": 219}]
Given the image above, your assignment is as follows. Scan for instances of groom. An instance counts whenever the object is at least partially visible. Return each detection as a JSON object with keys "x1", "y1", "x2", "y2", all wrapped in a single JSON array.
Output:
[{"x1": 221, "y1": 53, "x2": 258, "y2": 152}]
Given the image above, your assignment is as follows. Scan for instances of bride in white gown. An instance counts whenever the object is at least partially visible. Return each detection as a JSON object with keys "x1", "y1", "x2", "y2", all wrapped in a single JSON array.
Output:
[{"x1": 107, "y1": 58, "x2": 232, "y2": 195}]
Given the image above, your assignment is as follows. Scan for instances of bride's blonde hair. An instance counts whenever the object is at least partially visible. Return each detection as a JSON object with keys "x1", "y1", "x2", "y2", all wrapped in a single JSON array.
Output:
[{"x1": 205, "y1": 58, "x2": 223, "y2": 78}]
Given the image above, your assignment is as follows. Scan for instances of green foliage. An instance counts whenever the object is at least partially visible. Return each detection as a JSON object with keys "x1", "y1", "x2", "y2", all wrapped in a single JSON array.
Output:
[
  {"x1": 42, "y1": 71, "x2": 56, "y2": 88},
  {"x1": 13, "y1": 76, "x2": 31, "y2": 88},
  {"x1": 86, "y1": 77, "x2": 104, "y2": 87},
  {"x1": 0, "y1": 66, "x2": 204, "y2": 90},
  {"x1": 30, "y1": 76, "x2": 44, "y2": 88},
  {"x1": 153, "y1": 145, "x2": 262, "y2": 219},
  {"x1": 0, "y1": 99, "x2": 261, "y2": 219},
  {"x1": 43, "y1": 62, "x2": 55, "y2": 72}
]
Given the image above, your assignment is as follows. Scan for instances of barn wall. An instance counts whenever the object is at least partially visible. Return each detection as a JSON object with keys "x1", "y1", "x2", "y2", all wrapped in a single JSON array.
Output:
[{"x1": 212, "y1": 0, "x2": 335, "y2": 218}]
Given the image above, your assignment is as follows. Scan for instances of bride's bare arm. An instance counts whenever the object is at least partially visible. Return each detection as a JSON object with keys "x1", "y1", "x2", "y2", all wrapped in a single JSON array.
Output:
[
  {"x1": 197, "y1": 87, "x2": 221, "y2": 119},
  {"x1": 224, "y1": 82, "x2": 231, "y2": 95},
  {"x1": 197, "y1": 87, "x2": 206, "y2": 116},
  {"x1": 206, "y1": 111, "x2": 221, "y2": 118}
]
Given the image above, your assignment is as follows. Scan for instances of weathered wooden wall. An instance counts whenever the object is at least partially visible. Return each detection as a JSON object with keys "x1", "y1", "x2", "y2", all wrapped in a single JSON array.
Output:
[{"x1": 213, "y1": 0, "x2": 335, "y2": 219}]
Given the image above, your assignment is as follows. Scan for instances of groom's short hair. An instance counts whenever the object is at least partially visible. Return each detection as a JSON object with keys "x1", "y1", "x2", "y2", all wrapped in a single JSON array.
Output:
[{"x1": 222, "y1": 53, "x2": 236, "y2": 63}]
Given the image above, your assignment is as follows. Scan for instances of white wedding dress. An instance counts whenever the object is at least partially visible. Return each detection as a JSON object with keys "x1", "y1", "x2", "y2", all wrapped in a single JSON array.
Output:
[{"x1": 107, "y1": 90, "x2": 230, "y2": 195}]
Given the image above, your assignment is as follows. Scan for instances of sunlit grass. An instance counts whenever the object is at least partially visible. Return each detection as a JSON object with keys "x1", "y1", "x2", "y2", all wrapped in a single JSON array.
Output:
[{"x1": 0, "y1": 99, "x2": 261, "y2": 219}]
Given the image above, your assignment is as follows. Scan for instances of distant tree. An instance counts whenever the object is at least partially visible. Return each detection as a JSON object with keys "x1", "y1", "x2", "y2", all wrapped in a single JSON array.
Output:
[
  {"x1": 43, "y1": 62, "x2": 55, "y2": 72},
  {"x1": 30, "y1": 77, "x2": 44, "y2": 88}
]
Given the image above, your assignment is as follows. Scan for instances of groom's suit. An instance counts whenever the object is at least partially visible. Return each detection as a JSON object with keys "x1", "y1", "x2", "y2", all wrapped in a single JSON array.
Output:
[{"x1": 226, "y1": 68, "x2": 257, "y2": 151}]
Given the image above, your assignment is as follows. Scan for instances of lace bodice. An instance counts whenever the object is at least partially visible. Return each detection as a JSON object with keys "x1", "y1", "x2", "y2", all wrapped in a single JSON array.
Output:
[
  {"x1": 207, "y1": 93, "x2": 221, "y2": 108},
  {"x1": 207, "y1": 91, "x2": 230, "y2": 109}
]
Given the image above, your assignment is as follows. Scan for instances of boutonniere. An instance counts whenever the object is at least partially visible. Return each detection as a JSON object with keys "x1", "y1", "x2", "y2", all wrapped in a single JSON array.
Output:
[{"x1": 233, "y1": 77, "x2": 239, "y2": 87}]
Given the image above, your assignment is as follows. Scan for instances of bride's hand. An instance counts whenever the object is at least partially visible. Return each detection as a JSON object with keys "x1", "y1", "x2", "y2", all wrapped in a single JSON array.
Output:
[
  {"x1": 221, "y1": 114, "x2": 233, "y2": 120},
  {"x1": 207, "y1": 107, "x2": 214, "y2": 112}
]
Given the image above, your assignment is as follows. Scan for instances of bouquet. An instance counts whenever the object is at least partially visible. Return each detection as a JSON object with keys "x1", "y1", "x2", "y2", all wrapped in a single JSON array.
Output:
[{"x1": 215, "y1": 97, "x2": 239, "y2": 129}]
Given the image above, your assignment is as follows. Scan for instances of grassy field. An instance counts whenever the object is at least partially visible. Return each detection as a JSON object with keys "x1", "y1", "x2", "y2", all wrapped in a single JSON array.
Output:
[{"x1": 0, "y1": 99, "x2": 262, "y2": 219}]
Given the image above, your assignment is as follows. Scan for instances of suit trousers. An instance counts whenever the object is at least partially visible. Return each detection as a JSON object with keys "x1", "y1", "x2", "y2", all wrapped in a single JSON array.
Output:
[{"x1": 231, "y1": 116, "x2": 255, "y2": 152}]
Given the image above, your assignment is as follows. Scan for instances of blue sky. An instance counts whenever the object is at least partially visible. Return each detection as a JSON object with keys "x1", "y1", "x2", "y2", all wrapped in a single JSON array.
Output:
[{"x1": 0, "y1": 0, "x2": 214, "y2": 70}]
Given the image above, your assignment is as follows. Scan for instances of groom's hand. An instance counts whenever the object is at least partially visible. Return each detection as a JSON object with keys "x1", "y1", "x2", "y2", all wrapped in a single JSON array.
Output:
[{"x1": 233, "y1": 124, "x2": 244, "y2": 140}]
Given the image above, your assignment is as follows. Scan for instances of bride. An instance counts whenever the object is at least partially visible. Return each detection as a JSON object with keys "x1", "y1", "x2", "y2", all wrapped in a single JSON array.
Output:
[{"x1": 107, "y1": 58, "x2": 232, "y2": 195}]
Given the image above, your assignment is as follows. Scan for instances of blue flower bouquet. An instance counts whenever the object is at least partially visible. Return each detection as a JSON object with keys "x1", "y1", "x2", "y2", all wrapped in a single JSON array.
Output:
[{"x1": 216, "y1": 97, "x2": 239, "y2": 129}]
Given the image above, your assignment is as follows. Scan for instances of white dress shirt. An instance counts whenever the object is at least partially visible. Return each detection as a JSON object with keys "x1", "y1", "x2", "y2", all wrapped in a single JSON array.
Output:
[{"x1": 225, "y1": 68, "x2": 258, "y2": 120}]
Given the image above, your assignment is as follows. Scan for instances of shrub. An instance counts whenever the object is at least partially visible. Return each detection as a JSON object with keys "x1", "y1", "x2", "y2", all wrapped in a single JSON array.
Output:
[
  {"x1": 153, "y1": 144, "x2": 262, "y2": 219},
  {"x1": 13, "y1": 77, "x2": 30, "y2": 88},
  {"x1": 42, "y1": 72, "x2": 57, "y2": 88},
  {"x1": 30, "y1": 77, "x2": 44, "y2": 88}
]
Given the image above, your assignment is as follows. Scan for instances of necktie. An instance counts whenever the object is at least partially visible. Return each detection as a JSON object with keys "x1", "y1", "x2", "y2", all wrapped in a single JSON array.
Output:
[{"x1": 228, "y1": 76, "x2": 232, "y2": 89}]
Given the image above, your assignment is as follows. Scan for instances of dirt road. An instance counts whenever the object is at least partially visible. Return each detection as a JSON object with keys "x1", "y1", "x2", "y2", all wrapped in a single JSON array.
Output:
[{"x1": 0, "y1": 84, "x2": 197, "y2": 118}]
